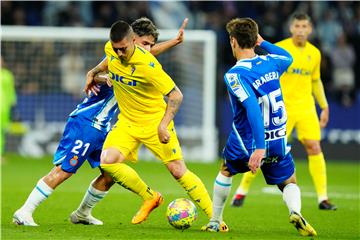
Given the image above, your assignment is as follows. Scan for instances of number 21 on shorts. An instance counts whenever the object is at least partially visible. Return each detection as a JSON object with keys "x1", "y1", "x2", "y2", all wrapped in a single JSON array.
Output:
[{"x1": 71, "y1": 140, "x2": 90, "y2": 156}]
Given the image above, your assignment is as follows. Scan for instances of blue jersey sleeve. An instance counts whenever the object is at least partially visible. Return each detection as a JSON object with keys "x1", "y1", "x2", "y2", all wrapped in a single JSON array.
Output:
[
  {"x1": 224, "y1": 73, "x2": 265, "y2": 149},
  {"x1": 260, "y1": 41, "x2": 293, "y2": 74}
]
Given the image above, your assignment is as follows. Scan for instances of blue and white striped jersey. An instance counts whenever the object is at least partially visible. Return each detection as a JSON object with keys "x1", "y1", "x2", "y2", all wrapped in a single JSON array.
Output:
[
  {"x1": 224, "y1": 41, "x2": 293, "y2": 159},
  {"x1": 69, "y1": 84, "x2": 118, "y2": 132}
]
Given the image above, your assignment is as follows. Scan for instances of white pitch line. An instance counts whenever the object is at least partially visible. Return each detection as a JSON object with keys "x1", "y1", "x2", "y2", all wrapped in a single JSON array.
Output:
[{"x1": 261, "y1": 187, "x2": 360, "y2": 200}]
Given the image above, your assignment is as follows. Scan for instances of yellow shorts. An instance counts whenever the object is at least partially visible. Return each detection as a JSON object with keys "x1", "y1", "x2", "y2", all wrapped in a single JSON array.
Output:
[
  {"x1": 103, "y1": 119, "x2": 183, "y2": 164},
  {"x1": 286, "y1": 107, "x2": 321, "y2": 142}
]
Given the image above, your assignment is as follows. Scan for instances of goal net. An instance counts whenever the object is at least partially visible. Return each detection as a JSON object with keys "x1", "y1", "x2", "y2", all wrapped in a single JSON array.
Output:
[{"x1": 2, "y1": 26, "x2": 217, "y2": 162}]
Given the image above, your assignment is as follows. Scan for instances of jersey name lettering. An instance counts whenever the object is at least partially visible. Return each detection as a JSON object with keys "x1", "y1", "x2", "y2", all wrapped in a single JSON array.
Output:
[
  {"x1": 253, "y1": 71, "x2": 279, "y2": 89},
  {"x1": 109, "y1": 71, "x2": 137, "y2": 86}
]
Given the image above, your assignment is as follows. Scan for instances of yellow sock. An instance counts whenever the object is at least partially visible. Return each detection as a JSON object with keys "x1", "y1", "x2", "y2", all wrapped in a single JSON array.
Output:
[
  {"x1": 308, "y1": 153, "x2": 328, "y2": 202},
  {"x1": 101, "y1": 163, "x2": 155, "y2": 200},
  {"x1": 177, "y1": 170, "x2": 212, "y2": 219},
  {"x1": 237, "y1": 171, "x2": 258, "y2": 195}
]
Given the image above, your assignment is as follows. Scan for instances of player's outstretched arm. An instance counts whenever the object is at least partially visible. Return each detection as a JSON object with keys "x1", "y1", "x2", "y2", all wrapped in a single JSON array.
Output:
[
  {"x1": 150, "y1": 18, "x2": 188, "y2": 56},
  {"x1": 158, "y1": 86, "x2": 183, "y2": 144},
  {"x1": 242, "y1": 96, "x2": 266, "y2": 173},
  {"x1": 84, "y1": 58, "x2": 108, "y2": 96}
]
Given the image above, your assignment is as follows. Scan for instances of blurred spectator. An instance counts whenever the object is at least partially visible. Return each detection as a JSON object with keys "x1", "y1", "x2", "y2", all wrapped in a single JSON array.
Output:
[
  {"x1": 13, "y1": 7, "x2": 27, "y2": 25},
  {"x1": 1, "y1": 1, "x2": 13, "y2": 25},
  {"x1": 317, "y1": 9, "x2": 343, "y2": 54},
  {"x1": 330, "y1": 33, "x2": 356, "y2": 106},
  {"x1": 92, "y1": 2, "x2": 117, "y2": 27},
  {"x1": 43, "y1": 1, "x2": 69, "y2": 26},
  {"x1": 149, "y1": 1, "x2": 192, "y2": 29},
  {"x1": 57, "y1": 2, "x2": 84, "y2": 26},
  {"x1": 1, "y1": 56, "x2": 17, "y2": 156},
  {"x1": 59, "y1": 44, "x2": 85, "y2": 97},
  {"x1": 40, "y1": 42, "x2": 61, "y2": 93}
]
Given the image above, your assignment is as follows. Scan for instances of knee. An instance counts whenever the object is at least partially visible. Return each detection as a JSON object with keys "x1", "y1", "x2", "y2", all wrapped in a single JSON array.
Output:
[
  {"x1": 167, "y1": 160, "x2": 187, "y2": 179},
  {"x1": 303, "y1": 140, "x2": 321, "y2": 155},
  {"x1": 220, "y1": 165, "x2": 232, "y2": 177},
  {"x1": 278, "y1": 173, "x2": 297, "y2": 192},
  {"x1": 101, "y1": 148, "x2": 124, "y2": 164}
]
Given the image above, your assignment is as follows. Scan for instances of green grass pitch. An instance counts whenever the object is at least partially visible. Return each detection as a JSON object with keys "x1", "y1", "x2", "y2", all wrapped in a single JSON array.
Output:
[{"x1": 1, "y1": 154, "x2": 359, "y2": 239}]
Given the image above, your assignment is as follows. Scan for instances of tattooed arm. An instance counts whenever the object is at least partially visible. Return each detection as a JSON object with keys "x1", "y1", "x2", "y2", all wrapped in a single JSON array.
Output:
[{"x1": 158, "y1": 86, "x2": 183, "y2": 144}]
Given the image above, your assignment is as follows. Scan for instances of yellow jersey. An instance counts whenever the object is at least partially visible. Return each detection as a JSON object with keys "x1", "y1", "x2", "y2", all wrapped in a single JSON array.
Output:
[
  {"x1": 276, "y1": 38, "x2": 321, "y2": 112},
  {"x1": 105, "y1": 41, "x2": 175, "y2": 124}
]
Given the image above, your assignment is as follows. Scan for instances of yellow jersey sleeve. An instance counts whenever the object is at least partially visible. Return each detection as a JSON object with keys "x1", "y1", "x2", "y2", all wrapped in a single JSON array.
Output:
[
  {"x1": 145, "y1": 60, "x2": 175, "y2": 96},
  {"x1": 310, "y1": 46, "x2": 328, "y2": 109},
  {"x1": 311, "y1": 47, "x2": 321, "y2": 81},
  {"x1": 312, "y1": 79, "x2": 328, "y2": 109}
]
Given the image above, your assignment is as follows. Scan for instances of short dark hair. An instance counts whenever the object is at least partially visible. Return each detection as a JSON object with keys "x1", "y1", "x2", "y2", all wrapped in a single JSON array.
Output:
[
  {"x1": 110, "y1": 20, "x2": 133, "y2": 42},
  {"x1": 226, "y1": 18, "x2": 258, "y2": 49},
  {"x1": 290, "y1": 12, "x2": 312, "y2": 23},
  {"x1": 131, "y1": 17, "x2": 159, "y2": 42}
]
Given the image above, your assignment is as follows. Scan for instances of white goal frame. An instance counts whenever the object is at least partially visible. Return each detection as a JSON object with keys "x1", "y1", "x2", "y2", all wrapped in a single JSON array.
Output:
[{"x1": 2, "y1": 26, "x2": 217, "y2": 162}]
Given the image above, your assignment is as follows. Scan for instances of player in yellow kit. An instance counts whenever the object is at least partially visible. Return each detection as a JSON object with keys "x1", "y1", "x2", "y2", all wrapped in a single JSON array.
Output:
[
  {"x1": 232, "y1": 13, "x2": 336, "y2": 210},
  {"x1": 85, "y1": 20, "x2": 228, "y2": 230}
]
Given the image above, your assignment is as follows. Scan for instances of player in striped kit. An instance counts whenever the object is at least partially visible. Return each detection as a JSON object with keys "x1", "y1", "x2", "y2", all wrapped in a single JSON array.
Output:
[
  {"x1": 232, "y1": 13, "x2": 336, "y2": 211},
  {"x1": 13, "y1": 17, "x2": 188, "y2": 226},
  {"x1": 202, "y1": 18, "x2": 316, "y2": 236}
]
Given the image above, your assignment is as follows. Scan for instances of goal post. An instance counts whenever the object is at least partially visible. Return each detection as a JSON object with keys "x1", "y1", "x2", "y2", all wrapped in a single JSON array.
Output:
[{"x1": 2, "y1": 26, "x2": 218, "y2": 162}]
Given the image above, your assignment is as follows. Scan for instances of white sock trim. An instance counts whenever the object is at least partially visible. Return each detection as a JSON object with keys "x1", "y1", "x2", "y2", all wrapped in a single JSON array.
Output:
[
  {"x1": 88, "y1": 184, "x2": 108, "y2": 198},
  {"x1": 283, "y1": 183, "x2": 301, "y2": 214},
  {"x1": 20, "y1": 178, "x2": 54, "y2": 214},
  {"x1": 214, "y1": 172, "x2": 232, "y2": 186},
  {"x1": 36, "y1": 179, "x2": 54, "y2": 198},
  {"x1": 235, "y1": 187, "x2": 247, "y2": 195},
  {"x1": 211, "y1": 172, "x2": 232, "y2": 222},
  {"x1": 76, "y1": 182, "x2": 109, "y2": 216}
]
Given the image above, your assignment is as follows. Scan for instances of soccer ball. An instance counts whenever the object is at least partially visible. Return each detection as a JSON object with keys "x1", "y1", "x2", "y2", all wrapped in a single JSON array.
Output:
[{"x1": 166, "y1": 198, "x2": 198, "y2": 230}]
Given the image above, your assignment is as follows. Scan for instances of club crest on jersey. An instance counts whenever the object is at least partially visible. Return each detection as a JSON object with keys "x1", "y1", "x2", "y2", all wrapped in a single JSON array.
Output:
[
  {"x1": 109, "y1": 71, "x2": 137, "y2": 86},
  {"x1": 70, "y1": 156, "x2": 78, "y2": 166},
  {"x1": 226, "y1": 73, "x2": 240, "y2": 88},
  {"x1": 130, "y1": 65, "x2": 136, "y2": 75}
]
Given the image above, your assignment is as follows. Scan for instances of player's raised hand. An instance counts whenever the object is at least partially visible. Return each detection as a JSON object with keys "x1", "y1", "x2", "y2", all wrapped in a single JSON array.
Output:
[
  {"x1": 248, "y1": 149, "x2": 265, "y2": 174},
  {"x1": 84, "y1": 70, "x2": 101, "y2": 96},
  {"x1": 319, "y1": 107, "x2": 329, "y2": 128},
  {"x1": 158, "y1": 124, "x2": 170, "y2": 144},
  {"x1": 175, "y1": 18, "x2": 189, "y2": 44},
  {"x1": 256, "y1": 34, "x2": 265, "y2": 46}
]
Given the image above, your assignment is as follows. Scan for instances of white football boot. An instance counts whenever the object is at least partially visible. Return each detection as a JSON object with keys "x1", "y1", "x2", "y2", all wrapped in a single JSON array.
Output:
[
  {"x1": 13, "y1": 209, "x2": 39, "y2": 226},
  {"x1": 70, "y1": 211, "x2": 103, "y2": 225}
]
